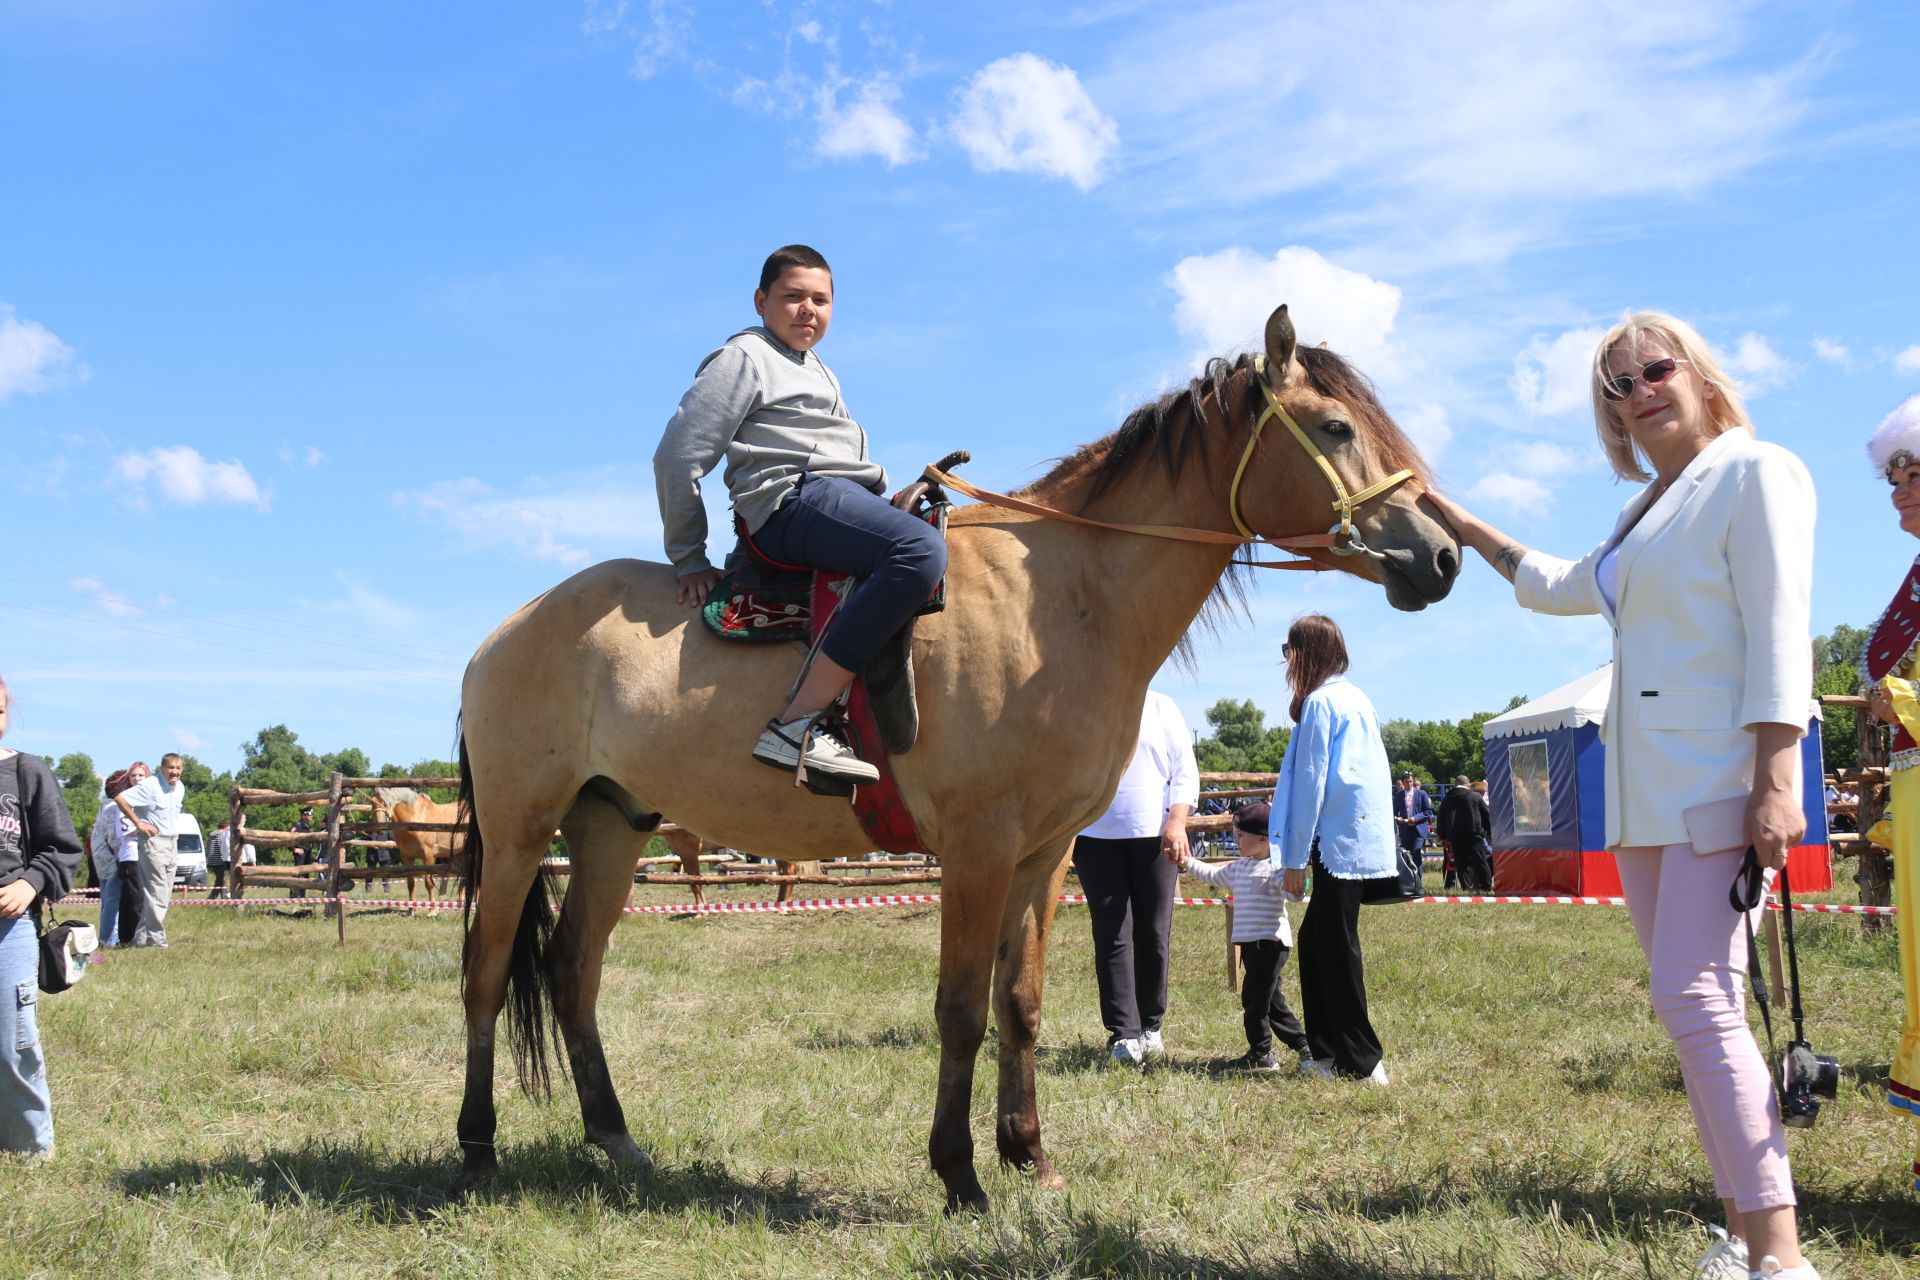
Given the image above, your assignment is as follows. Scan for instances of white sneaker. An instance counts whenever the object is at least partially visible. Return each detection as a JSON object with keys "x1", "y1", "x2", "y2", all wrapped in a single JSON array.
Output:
[
  {"x1": 1751, "y1": 1258, "x2": 1819, "y2": 1279},
  {"x1": 1109, "y1": 1037, "x2": 1145, "y2": 1066},
  {"x1": 1140, "y1": 1029, "x2": 1165, "y2": 1058},
  {"x1": 1298, "y1": 1057, "x2": 1336, "y2": 1081},
  {"x1": 1693, "y1": 1226, "x2": 1747, "y2": 1280},
  {"x1": 1366, "y1": 1060, "x2": 1390, "y2": 1087},
  {"x1": 752, "y1": 712, "x2": 880, "y2": 783}
]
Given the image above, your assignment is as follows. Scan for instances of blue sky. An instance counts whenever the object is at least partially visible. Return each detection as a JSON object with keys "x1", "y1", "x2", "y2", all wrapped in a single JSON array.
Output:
[{"x1": 5, "y1": 1, "x2": 1920, "y2": 776}]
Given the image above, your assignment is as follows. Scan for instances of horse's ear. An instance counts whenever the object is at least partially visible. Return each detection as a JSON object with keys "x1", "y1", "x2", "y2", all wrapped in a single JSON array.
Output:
[{"x1": 1264, "y1": 305, "x2": 1299, "y2": 385}]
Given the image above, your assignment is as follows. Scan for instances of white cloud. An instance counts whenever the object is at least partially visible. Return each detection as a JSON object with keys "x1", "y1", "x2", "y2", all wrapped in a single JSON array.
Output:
[
  {"x1": 394, "y1": 467, "x2": 661, "y2": 568},
  {"x1": 1467, "y1": 472, "x2": 1554, "y2": 518},
  {"x1": 1396, "y1": 403, "x2": 1452, "y2": 461},
  {"x1": 589, "y1": 0, "x2": 692, "y2": 79},
  {"x1": 1098, "y1": 2, "x2": 1813, "y2": 260},
  {"x1": 278, "y1": 444, "x2": 327, "y2": 467},
  {"x1": 169, "y1": 728, "x2": 213, "y2": 753},
  {"x1": 950, "y1": 53, "x2": 1118, "y2": 190},
  {"x1": 815, "y1": 76, "x2": 919, "y2": 166},
  {"x1": 1165, "y1": 245, "x2": 1401, "y2": 368},
  {"x1": 0, "y1": 303, "x2": 85, "y2": 403},
  {"x1": 70, "y1": 577, "x2": 141, "y2": 618},
  {"x1": 1812, "y1": 336, "x2": 1852, "y2": 368},
  {"x1": 112, "y1": 446, "x2": 268, "y2": 509},
  {"x1": 1724, "y1": 332, "x2": 1795, "y2": 397},
  {"x1": 1894, "y1": 344, "x2": 1920, "y2": 374},
  {"x1": 1510, "y1": 328, "x2": 1605, "y2": 418}
]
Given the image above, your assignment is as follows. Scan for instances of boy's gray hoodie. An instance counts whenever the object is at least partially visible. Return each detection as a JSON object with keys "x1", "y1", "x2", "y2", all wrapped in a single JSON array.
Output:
[{"x1": 653, "y1": 326, "x2": 888, "y2": 576}]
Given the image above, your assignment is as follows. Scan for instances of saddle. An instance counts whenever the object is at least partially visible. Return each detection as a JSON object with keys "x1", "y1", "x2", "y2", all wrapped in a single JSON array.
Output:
[{"x1": 697, "y1": 454, "x2": 967, "y2": 852}]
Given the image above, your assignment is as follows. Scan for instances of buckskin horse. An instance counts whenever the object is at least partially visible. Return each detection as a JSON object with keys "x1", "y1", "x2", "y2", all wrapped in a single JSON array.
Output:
[{"x1": 452, "y1": 306, "x2": 1459, "y2": 1210}]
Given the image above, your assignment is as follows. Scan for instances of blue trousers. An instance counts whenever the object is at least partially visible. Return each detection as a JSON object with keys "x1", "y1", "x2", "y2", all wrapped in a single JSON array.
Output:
[
  {"x1": 0, "y1": 913, "x2": 53, "y2": 1156},
  {"x1": 97, "y1": 866, "x2": 122, "y2": 947},
  {"x1": 752, "y1": 474, "x2": 947, "y2": 673}
]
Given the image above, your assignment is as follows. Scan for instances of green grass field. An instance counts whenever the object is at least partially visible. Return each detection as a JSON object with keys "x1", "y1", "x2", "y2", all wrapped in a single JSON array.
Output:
[{"x1": 3, "y1": 868, "x2": 1917, "y2": 1279}]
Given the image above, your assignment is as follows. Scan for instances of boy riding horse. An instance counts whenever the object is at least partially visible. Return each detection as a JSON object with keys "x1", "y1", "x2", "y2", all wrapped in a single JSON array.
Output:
[{"x1": 652, "y1": 244, "x2": 946, "y2": 785}]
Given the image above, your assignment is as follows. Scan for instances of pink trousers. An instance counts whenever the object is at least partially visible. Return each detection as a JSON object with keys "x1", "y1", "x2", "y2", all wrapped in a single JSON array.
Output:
[{"x1": 1614, "y1": 843, "x2": 1796, "y2": 1212}]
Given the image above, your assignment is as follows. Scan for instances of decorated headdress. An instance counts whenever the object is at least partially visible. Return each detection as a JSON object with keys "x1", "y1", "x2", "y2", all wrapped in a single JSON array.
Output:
[{"x1": 1867, "y1": 393, "x2": 1920, "y2": 479}]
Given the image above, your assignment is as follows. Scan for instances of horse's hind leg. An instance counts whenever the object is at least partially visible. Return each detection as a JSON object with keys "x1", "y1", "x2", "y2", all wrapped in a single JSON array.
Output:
[
  {"x1": 929, "y1": 848, "x2": 1015, "y2": 1213},
  {"x1": 993, "y1": 844, "x2": 1074, "y2": 1189},
  {"x1": 456, "y1": 827, "x2": 547, "y2": 1181},
  {"x1": 555, "y1": 797, "x2": 652, "y2": 1174}
]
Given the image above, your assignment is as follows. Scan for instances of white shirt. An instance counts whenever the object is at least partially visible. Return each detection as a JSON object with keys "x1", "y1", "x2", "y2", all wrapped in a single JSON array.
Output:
[
  {"x1": 1181, "y1": 855, "x2": 1296, "y2": 944},
  {"x1": 121, "y1": 774, "x2": 186, "y2": 838},
  {"x1": 1081, "y1": 691, "x2": 1200, "y2": 840}
]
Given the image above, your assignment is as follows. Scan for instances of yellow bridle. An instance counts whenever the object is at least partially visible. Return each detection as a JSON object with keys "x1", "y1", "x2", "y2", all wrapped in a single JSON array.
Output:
[
  {"x1": 1227, "y1": 356, "x2": 1418, "y2": 558},
  {"x1": 919, "y1": 355, "x2": 1420, "y2": 568}
]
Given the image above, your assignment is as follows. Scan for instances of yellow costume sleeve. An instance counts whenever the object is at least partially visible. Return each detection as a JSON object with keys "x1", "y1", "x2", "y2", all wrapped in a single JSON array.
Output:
[{"x1": 1885, "y1": 676, "x2": 1920, "y2": 742}]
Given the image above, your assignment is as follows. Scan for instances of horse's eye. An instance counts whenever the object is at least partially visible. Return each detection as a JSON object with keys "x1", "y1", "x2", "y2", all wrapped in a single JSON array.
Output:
[{"x1": 1320, "y1": 418, "x2": 1352, "y2": 438}]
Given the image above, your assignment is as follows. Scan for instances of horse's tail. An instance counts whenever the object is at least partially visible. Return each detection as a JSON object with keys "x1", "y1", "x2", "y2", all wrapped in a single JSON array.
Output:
[{"x1": 457, "y1": 716, "x2": 566, "y2": 1099}]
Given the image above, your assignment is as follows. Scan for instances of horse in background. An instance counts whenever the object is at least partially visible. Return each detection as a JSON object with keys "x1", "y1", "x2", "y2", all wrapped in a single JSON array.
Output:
[{"x1": 370, "y1": 786, "x2": 460, "y2": 907}]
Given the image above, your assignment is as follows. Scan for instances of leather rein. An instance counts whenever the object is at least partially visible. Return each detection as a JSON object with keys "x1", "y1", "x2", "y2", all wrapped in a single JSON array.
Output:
[{"x1": 919, "y1": 355, "x2": 1419, "y2": 571}]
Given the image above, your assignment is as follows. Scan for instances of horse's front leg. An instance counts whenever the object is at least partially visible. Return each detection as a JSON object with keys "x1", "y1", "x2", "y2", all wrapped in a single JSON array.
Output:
[
  {"x1": 929, "y1": 852, "x2": 1015, "y2": 1213},
  {"x1": 993, "y1": 844, "x2": 1073, "y2": 1188}
]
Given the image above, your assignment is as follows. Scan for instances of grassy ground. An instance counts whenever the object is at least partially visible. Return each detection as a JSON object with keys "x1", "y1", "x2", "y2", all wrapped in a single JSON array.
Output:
[{"x1": 3, "y1": 867, "x2": 1917, "y2": 1279}]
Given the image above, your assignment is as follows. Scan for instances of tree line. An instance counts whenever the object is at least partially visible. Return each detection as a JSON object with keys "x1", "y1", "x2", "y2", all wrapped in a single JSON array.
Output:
[
  {"x1": 1193, "y1": 625, "x2": 1869, "y2": 785},
  {"x1": 45, "y1": 724, "x2": 457, "y2": 855}
]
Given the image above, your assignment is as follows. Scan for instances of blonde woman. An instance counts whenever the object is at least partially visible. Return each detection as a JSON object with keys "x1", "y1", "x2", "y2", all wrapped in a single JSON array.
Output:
[{"x1": 1429, "y1": 312, "x2": 1819, "y2": 1279}]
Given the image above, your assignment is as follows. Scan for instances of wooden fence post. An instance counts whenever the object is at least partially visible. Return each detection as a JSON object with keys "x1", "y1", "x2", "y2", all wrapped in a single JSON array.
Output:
[{"x1": 326, "y1": 772, "x2": 347, "y2": 945}]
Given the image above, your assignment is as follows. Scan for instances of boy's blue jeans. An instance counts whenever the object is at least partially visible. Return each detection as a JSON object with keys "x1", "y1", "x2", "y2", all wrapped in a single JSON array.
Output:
[
  {"x1": 0, "y1": 912, "x2": 54, "y2": 1156},
  {"x1": 752, "y1": 474, "x2": 947, "y2": 673}
]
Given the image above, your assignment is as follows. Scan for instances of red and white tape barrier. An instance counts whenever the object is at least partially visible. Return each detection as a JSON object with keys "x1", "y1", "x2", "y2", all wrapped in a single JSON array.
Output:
[{"x1": 51, "y1": 891, "x2": 1897, "y2": 917}]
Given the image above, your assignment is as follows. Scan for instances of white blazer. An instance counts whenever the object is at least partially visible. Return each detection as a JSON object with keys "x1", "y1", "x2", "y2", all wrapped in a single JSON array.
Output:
[{"x1": 1513, "y1": 430, "x2": 1815, "y2": 850}]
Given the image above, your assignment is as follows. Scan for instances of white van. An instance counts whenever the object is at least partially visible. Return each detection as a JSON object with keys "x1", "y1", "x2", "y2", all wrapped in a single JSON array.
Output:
[{"x1": 172, "y1": 814, "x2": 207, "y2": 887}]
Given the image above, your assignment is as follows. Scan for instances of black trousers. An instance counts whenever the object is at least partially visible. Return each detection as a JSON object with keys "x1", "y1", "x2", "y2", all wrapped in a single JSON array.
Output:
[
  {"x1": 1238, "y1": 938, "x2": 1308, "y2": 1058},
  {"x1": 116, "y1": 870, "x2": 141, "y2": 944},
  {"x1": 1456, "y1": 836, "x2": 1493, "y2": 891},
  {"x1": 1297, "y1": 853, "x2": 1384, "y2": 1077},
  {"x1": 1072, "y1": 834, "x2": 1177, "y2": 1041},
  {"x1": 207, "y1": 863, "x2": 228, "y2": 897}
]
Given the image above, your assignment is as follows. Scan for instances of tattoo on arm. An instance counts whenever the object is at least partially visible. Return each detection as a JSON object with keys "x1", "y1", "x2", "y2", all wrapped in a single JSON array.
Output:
[{"x1": 1492, "y1": 545, "x2": 1524, "y2": 579}]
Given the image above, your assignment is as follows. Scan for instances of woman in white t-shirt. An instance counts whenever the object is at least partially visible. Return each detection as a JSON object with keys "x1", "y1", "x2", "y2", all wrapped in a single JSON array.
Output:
[{"x1": 1070, "y1": 690, "x2": 1198, "y2": 1066}]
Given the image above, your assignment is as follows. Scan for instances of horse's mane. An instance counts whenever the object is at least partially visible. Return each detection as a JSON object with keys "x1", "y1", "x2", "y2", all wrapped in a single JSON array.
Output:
[
  {"x1": 1030, "y1": 346, "x2": 1429, "y2": 502},
  {"x1": 372, "y1": 786, "x2": 421, "y2": 810},
  {"x1": 1012, "y1": 345, "x2": 1431, "y2": 668}
]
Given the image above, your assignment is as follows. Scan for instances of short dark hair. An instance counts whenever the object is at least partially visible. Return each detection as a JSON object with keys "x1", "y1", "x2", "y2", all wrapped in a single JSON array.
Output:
[
  {"x1": 759, "y1": 244, "x2": 832, "y2": 293},
  {"x1": 161, "y1": 752, "x2": 184, "y2": 768},
  {"x1": 1233, "y1": 801, "x2": 1271, "y2": 837}
]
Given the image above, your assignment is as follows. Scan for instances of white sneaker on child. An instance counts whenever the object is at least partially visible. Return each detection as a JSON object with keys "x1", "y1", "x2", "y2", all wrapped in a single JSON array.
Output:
[
  {"x1": 1692, "y1": 1225, "x2": 1747, "y2": 1280},
  {"x1": 1751, "y1": 1256, "x2": 1820, "y2": 1279}
]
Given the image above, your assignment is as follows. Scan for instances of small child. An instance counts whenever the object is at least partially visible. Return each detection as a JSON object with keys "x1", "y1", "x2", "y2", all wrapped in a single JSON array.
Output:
[{"x1": 1178, "y1": 802, "x2": 1310, "y2": 1072}]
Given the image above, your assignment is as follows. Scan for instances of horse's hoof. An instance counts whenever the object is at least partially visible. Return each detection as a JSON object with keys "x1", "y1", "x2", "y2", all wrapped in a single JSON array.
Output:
[
  {"x1": 596, "y1": 1135, "x2": 655, "y2": 1178},
  {"x1": 943, "y1": 1184, "x2": 991, "y2": 1216},
  {"x1": 452, "y1": 1153, "x2": 497, "y2": 1196},
  {"x1": 1031, "y1": 1165, "x2": 1065, "y2": 1191}
]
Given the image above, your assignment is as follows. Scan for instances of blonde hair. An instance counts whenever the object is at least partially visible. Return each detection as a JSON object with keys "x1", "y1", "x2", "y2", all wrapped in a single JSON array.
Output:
[{"x1": 1589, "y1": 310, "x2": 1753, "y2": 481}]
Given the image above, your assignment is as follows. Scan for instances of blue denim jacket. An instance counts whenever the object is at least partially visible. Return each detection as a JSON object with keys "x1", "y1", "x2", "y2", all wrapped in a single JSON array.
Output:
[{"x1": 1269, "y1": 675, "x2": 1396, "y2": 880}]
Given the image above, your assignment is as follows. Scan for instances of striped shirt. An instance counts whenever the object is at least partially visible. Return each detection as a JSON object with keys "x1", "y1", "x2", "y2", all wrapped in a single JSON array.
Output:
[{"x1": 1182, "y1": 856, "x2": 1295, "y2": 945}]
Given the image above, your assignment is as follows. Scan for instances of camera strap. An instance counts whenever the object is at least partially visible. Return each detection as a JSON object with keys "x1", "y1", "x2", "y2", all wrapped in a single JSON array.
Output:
[{"x1": 1729, "y1": 846, "x2": 1807, "y2": 1111}]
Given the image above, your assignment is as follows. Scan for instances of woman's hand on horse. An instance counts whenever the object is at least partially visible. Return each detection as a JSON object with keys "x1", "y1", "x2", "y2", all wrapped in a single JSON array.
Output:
[{"x1": 676, "y1": 568, "x2": 722, "y2": 607}]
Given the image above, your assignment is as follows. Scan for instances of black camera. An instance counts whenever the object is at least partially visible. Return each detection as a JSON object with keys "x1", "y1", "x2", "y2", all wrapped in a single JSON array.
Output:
[{"x1": 1778, "y1": 1039, "x2": 1840, "y2": 1129}]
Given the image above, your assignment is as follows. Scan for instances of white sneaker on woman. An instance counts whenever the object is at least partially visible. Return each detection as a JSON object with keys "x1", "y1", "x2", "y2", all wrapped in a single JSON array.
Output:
[{"x1": 1693, "y1": 1226, "x2": 1747, "y2": 1279}]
